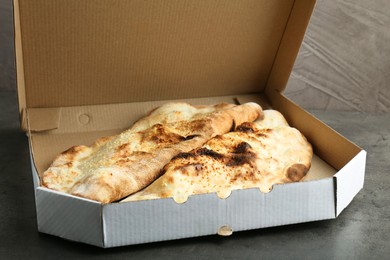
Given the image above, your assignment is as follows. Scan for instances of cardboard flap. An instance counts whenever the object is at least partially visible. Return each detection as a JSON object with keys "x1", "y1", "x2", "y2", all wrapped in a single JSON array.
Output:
[
  {"x1": 266, "y1": 92, "x2": 362, "y2": 170},
  {"x1": 266, "y1": 0, "x2": 316, "y2": 93},
  {"x1": 15, "y1": 0, "x2": 315, "y2": 114},
  {"x1": 26, "y1": 108, "x2": 61, "y2": 132},
  {"x1": 334, "y1": 150, "x2": 366, "y2": 216}
]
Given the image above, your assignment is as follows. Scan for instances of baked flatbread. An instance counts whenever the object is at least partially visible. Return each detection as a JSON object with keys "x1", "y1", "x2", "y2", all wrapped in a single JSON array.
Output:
[
  {"x1": 121, "y1": 110, "x2": 312, "y2": 203},
  {"x1": 41, "y1": 102, "x2": 262, "y2": 203}
]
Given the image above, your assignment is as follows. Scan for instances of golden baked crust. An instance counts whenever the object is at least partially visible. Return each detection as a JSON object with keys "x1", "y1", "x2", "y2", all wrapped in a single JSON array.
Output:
[
  {"x1": 41, "y1": 102, "x2": 262, "y2": 203},
  {"x1": 121, "y1": 110, "x2": 312, "y2": 203}
]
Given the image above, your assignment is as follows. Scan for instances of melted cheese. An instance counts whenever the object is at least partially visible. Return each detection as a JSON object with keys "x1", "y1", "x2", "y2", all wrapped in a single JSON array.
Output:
[
  {"x1": 122, "y1": 110, "x2": 312, "y2": 203},
  {"x1": 42, "y1": 103, "x2": 224, "y2": 193},
  {"x1": 41, "y1": 102, "x2": 262, "y2": 204}
]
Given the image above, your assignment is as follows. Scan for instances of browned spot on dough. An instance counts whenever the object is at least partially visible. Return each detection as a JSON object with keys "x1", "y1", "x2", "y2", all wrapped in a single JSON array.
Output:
[
  {"x1": 166, "y1": 175, "x2": 174, "y2": 184},
  {"x1": 255, "y1": 128, "x2": 273, "y2": 138},
  {"x1": 196, "y1": 148, "x2": 223, "y2": 159},
  {"x1": 230, "y1": 169, "x2": 258, "y2": 183},
  {"x1": 141, "y1": 124, "x2": 186, "y2": 145},
  {"x1": 229, "y1": 120, "x2": 236, "y2": 132},
  {"x1": 236, "y1": 122, "x2": 255, "y2": 133},
  {"x1": 61, "y1": 146, "x2": 81, "y2": 155},
  {"x1": 172, "y1": 152, "x2": 195, "y2": 160},
  {"x1": 116, "y1": 143, "x2": 130, "y2": 152},
  {"x1": 224, "y1": 141, "x2": 256, "y2": 167},
  {"x1": 115, "y1": 158, "x2": 130, "y2": 165},
  {"x1": 159, "y1": 168, "x2": 166, "y2": 176},
  {"x1": 174, "y1": 165, "x2": 189, "y2": 175},
  {"x1": 233, "y1": 142, "x2": 252, "y2": 154},
  {"x1": 183, "y1": 134, "x2": 200, "y2": 141},
  {"x1": 65, "y1": 162, "x2": 73, "y2": 167},
  {"x1": 95, "y1": 136, "x2": 113, "y2": 146},
  {"x1": 160, "y1": 191, "x2": 170, "y2": 198},
  {"x1": 60, "y1": 145, "x2": 87, "y2": 162},
  {"x1": 212, "y1": 135, "x2": 223, "y2": 140},
  {"x1": 226, "y1": 153, "x2": 255, "y2": 167},
  {"x1": 194, "y1": 164, "x2": 202, "y2": 171},
  {"x1": 188, "y1": 119, "x2": 208, "y2": 132},
  {"x1": 129, "y1": 151, "x2": 152, "y2": 158},
  {"x1": 286, "y1": 164, "x2": 308, "y2": 182}
]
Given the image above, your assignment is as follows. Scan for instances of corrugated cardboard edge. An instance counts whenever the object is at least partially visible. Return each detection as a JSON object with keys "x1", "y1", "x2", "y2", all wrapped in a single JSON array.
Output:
[
  {"x1": 265, "y1": 0, "x2": 316, "y2": 93},
  {"x1": 334, "y1": 150, "x2": 366, "y2": 216},
  {"x1": 13, "y1": 0, "x2": 27, "y2": 130}
]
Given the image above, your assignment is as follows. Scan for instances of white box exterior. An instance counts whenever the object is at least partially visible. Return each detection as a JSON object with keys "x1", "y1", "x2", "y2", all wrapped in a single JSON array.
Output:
[{"x1": 30, "y1": 149, "x2": 366, "y2": 248}]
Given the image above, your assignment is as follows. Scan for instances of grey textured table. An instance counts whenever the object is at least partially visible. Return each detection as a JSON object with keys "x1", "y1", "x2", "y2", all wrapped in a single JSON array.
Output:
[{"x1": 0, "y1": 91, "x2": 389, "y2": 259}]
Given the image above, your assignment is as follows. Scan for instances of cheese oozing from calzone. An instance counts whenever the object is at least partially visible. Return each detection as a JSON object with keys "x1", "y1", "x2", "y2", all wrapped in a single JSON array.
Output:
[
  {"x1": 121, "y1": 110, "x2": 312, "y2": 203},
  {"x1": 41, "y1": 102, "x2": 263, "y2": 203}
]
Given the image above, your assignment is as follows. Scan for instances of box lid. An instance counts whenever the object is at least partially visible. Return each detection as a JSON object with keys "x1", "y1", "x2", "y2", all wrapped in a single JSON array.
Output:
[{"x1": 14, "y1": 0, "x2": 315, "y2": 116}]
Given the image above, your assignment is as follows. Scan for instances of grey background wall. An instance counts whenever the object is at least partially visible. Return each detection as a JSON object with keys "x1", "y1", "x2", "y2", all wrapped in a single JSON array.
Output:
[{"x1": 1, "y1": 0, "x2": 389, "y2": 112}]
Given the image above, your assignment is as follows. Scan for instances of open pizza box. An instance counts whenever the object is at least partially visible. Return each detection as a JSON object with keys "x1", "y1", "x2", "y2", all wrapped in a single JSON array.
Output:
[{"x1": 14, "y1": 0, "x2": 366, "y2": 247}]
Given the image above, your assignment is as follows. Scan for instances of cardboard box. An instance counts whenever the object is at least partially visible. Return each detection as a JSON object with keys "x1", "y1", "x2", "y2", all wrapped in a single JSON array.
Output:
[{"x1": 14, "y1": 0, "x2": 366, "y2": 247}]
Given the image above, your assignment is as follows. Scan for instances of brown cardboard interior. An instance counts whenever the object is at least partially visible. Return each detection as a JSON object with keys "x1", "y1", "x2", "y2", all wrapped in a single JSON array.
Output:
[{"x1": 15, "y1": 0, "x2": 313, "y2": 112}]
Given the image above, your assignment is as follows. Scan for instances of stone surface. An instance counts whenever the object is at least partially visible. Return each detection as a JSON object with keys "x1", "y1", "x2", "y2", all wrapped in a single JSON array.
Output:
[
  {"x1": 285, "y1": 0, "x2": 390, "y2": 112},
  {"x1": 0, "y1": 91, "x2": 389, "y2": 258}
]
